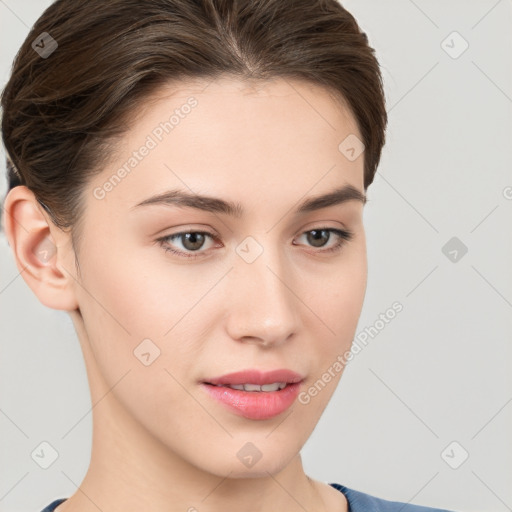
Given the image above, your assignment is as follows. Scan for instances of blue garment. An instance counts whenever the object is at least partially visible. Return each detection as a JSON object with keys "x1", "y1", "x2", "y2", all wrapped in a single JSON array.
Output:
[
  {"x1": 39, "y1": 483, "x2": 456, "y2": 511},
  {"x1": 329, "y1": 483, "x2": 456, "y2": 511}
]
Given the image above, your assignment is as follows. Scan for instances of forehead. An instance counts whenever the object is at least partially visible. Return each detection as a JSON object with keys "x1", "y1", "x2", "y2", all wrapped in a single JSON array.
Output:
[
  {"x1": 148, "y1": 75, "x2": 357, "y2": 127},
  {"x1": 88, "y1": 76, "x2": 364, "y2": 217},
  {"x1": 128, "y1": 75, "x2": 360, "y2": 146}
]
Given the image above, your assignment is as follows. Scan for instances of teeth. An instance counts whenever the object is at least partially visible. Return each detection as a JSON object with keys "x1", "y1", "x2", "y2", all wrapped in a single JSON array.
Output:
[
  {"x1": 261, "y1": 382, "x2": 287, "y2": 392},
  {"x1": 217, "y1": 382, "x2": 287, "y2": 392}
]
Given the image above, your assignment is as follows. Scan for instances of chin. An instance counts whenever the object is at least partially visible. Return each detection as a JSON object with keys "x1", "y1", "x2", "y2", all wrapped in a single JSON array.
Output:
[{"x1": 191, "y1": 442, "x2": 300, "y2": 480}]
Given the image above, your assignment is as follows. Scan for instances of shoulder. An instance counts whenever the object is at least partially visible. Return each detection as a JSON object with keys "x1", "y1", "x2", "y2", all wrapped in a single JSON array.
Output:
[{"x1": 329, "y1": 483, "x2": 458, "y2": 512}]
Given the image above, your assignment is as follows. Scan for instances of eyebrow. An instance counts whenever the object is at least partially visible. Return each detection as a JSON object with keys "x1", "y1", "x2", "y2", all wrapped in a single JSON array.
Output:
[{"x1": 130, "y1": 183, "x2": 366, "y2": 217}]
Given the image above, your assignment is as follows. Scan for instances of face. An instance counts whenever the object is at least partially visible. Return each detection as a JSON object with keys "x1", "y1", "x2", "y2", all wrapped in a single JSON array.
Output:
[{"x1": 70, "y1": 76, "x2": 367, "y2": 478}]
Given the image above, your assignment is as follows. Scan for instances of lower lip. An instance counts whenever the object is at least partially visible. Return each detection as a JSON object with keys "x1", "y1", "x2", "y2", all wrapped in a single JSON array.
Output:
[{"x1": 201, "y1": 382, "x2": 302, "y2": 420}]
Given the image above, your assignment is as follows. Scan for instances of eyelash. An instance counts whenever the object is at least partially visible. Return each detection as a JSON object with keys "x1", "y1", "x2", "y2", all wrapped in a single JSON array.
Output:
[{"x1": 156, "y1": 227, "x2": 353, "y2": 260}]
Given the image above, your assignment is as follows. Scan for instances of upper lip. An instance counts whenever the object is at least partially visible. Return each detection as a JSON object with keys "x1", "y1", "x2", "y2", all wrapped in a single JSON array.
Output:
[{"x1": 204, "y1": 369, "x2": 304, "y2": 386}]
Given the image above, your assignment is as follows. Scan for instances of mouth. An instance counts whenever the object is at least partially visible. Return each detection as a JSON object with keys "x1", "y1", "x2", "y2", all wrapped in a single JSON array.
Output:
[
  {"x1": 203, "y1": 368, "x2": 304, "y2": 387},
  {"x1": 204, "y1": 381, "x2": 289, "y2": 392},
  {"x1": 200, "y1": 369, "x2": 304, "y2": 420}
]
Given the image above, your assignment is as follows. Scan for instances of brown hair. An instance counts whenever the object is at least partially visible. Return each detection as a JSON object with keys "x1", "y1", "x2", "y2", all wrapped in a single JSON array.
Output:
[{"x1": 1, "y1": 0, "x2": 387, "y2": 251}]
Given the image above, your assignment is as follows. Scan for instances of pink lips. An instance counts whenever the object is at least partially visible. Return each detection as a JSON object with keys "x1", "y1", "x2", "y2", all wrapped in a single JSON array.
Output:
[{"x1": 201, "y1": 369, "x2": 304, "y2": 420}]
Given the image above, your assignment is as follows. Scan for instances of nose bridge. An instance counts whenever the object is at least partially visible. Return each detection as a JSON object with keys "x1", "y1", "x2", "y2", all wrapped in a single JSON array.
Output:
[{"x1": 226, "y1": 233, "x2": 299, "y2": 344}]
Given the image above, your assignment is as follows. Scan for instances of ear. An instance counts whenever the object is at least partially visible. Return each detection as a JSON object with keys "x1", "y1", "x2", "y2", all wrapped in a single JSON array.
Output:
[{"x1": 2, "y1": 186, "x2": 79, "y2": 311}]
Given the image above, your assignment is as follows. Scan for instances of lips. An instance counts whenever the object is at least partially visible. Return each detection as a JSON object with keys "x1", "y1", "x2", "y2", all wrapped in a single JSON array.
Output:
[{"x1": 201, "y1": 369, "x2": 305, "y2": 420}]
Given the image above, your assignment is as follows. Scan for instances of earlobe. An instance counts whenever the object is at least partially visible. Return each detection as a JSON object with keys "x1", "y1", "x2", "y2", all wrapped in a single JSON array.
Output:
[{"x1": 2, "y1": 185, "x2": 79, "y2": 311}]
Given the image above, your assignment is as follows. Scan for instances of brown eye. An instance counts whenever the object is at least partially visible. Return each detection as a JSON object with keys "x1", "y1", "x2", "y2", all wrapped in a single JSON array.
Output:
[
  {"x1": 295, "y1": 228, "x2": 353, "y2": 253},
  {"x1": 157, "y1": 231, "x2": 217, "y2": 259}
]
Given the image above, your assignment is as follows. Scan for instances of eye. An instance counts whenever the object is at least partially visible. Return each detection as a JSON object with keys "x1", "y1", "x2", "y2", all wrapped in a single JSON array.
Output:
[
  {"x1": 156, "y1": 230, "x2": 218, "y2": 259},
  {"x1": 156, "y1": 227, "x2": 353, "y2": 259},
  {"x1": 294, "y1": 228, "x2": 353, "y2": 254}
]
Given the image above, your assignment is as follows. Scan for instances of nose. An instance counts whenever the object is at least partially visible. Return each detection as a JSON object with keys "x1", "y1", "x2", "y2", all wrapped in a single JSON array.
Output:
[{"x1": 224, "y1": 243, "x2": 301, "y2": 348}]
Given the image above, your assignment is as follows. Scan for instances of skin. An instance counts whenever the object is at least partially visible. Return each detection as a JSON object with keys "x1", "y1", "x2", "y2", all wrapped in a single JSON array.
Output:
[{"x1": 3, "y1": 76, "x2": 368, "y2": 512}]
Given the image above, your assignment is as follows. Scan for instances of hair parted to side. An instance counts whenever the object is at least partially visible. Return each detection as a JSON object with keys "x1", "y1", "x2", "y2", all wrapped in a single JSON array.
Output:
[{"x1": 1, "y1": 0, "x2": 387, "y2": 249}]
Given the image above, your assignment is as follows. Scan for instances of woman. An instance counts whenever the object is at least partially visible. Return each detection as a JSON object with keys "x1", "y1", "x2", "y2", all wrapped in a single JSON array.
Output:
[{"x1": 2, "y1": 1, "x2": 457, "y2": 511}]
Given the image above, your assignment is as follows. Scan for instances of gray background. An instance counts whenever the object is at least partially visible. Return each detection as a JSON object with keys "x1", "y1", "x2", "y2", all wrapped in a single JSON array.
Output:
[{"x1": 1, "y1": 1, "x2": 511, "y2": 511}]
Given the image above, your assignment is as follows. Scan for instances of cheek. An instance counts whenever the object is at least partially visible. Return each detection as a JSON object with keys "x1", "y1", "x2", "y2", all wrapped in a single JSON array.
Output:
[
  {"x1": 304, "y1": 243, "x2": 367, "y2": 347},
  {"x1": 77, "y1": 235, "x2": 173, "y2": 337},
  {"x1": 295, "y1": 258, "x2": 366, "y2": 418},
  {"x1": 73, "y1": 236, "x2": 164, "y2": 381}
]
